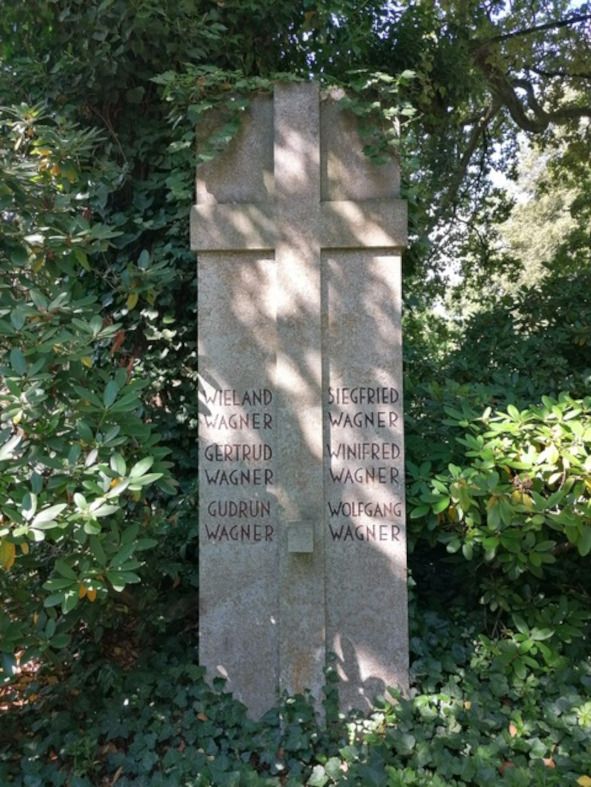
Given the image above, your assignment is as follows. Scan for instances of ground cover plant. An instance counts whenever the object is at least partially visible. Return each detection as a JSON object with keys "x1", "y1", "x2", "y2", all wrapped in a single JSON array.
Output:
[
  {"x1": 1, "y1": 1, "x2": 590, "y2": 784},
  {"x1": 0, "y1": 594, "x2": 589, "y2": 785}
]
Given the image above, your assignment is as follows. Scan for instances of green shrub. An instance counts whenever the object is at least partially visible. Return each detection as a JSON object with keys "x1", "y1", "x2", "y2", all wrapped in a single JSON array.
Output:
[
  {"x1": 408, "y1": 394, "x2": 591, "y2": 609},
  {"x1": 0, "y1": 105, "x2": 173, "y2": 675}
]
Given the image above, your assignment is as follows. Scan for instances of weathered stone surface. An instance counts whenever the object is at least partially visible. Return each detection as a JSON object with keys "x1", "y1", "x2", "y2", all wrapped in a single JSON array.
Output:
[{"x1": 194, "y1": 82, "x2": 408, "y2": 717}]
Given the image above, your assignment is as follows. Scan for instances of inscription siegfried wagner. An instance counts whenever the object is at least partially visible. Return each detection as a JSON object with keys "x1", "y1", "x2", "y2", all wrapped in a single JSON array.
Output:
[
  {"x1": 327, "y1": 385, "x2": 403, "y2": 543},
  {"x1": 202, "y1": 387, "x2": 275, "y2": 543}
]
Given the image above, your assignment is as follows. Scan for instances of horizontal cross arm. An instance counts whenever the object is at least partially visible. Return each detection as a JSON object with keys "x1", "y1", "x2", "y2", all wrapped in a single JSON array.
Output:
[
  {"x1": 191, "y1": 198, "x2": 407, "y2": 253},
  {"x1": 191, "y1": 202, "x2": 277, "y2": 252},
  {"x1": 320, "y1": 199, "x2": 407, "y2": 249}
]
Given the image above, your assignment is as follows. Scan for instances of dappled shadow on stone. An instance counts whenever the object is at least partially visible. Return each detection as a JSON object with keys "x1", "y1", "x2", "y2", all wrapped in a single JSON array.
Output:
[{"x1": 195, "y1": 82, "x2": 408, "y2": 718}]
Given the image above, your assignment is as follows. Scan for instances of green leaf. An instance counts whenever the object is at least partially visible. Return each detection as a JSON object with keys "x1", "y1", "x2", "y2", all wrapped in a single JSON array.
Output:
[
  {"x1": 55, "y1": 559, "x2": 77, "y2": 580},
  {"x1": 395, "y1": 732, "x2": 416, "y2": 755},
  {"x1": 77, "y1": 420, "x2": 94, "y2": 442},
  {"x1": 0, "y1": 434, "x2": 22, "y2": 461},
  {"x1": 103, "y1": 425, "x2": 121, "y2": 444},
  {"x1": 73, "y1": 386, "x2": 104, "y2": 409},
  {"x1": 513, "y1": 659, "x2": 527, "y2": 680},
  {"x1": 62, "y1": 592, "x2": 79, "y2": 614},
  {"x1": 135, "y1": 538, "x2": 157, "y2": 551},
  {"x1": 530, "y1": 627, "x2": 554, "y2": 641},
  {"x1": 92, "y1": 503, "x2": 120, "y2": 518},
  {"x1": 129, "y1": 456, "x2": 154, "y2": 478},
  {"x1": 51, "y1": 633, "x2": 71, "y2": 649},
  {"x1": 111, "y1": 542, "x2": 136, "y2": 568},
  {"x1": 307, "y1": 765, "x2": 328, "y2": 787},
  {"x1": 85, "y1": 448, "x2": 98, "y2": 467},
  {"x1": 73, "y1": 493, "x2": 87, "y2": 509},
  {"x1": 32, "y1": 504, "x2": 67, "y2": 528},
  {"x1": 128, "y1": 471, "x2": 162, "y2": 488},
  {"x1": 44, "y1": 578, "x2": 76, "y2": 591},
  {"x1": 103, "y1": 380, "x2": 119, "y2": 408},
  {"x1": 339, "y1": 745, "x2": 359, "y2": 764},
  {"x1": 528, "y1": 737, "x2": 547, "y2": 758},
  {"x1": 44, "y1": 593, "x2": 65, "y2": 608},
  {"x1": 487, "y1": 502, "x2": 501, "y2": 530},
  {"x1": 512, "y1": 614, "x2": 528, "y2": 635},
  {"x1": 121, "y1": 524, "x2": 139, "y2": 545},
  {"x1": 534, "y1": 540, "x2": 556, "y2": 552},
  {"x1": 89, "y1": 315, "x2": 102, "y2": 335},
  {"x1": 529, "y1": 551, "x2": 542, "y2": 567},
  {"x1": 89, "y1": 536, "x2": 107, "y2": 566},
  {"x1": 432, "y1": 496, "x2": 450, "y2": 514},
  {"x1": 68, "y1": 444, "x2": 81, "y2": 466},
  {"x1": 10, "y1": 307, "x2": 26, "y2": 330},
  {"x1": 110, "y1": 452, "x2": 126, "y2": 476},
  {"x1": 74, "y1": 248, "x2": 90, "y2": 271},
  {"x1": 106, "y1": 570, "x2": 141, "y2": 591},
  {"x1": 325, "y1": 757, "x2": 342, "y2": 780},
  {"x1": 578, "y1": 527, "x2": 591, "y2": 557},
  {"x1": 21, "y1": 492, "x2": 37, "y2": 520},
  {"x1": 10, "y1": 348, "x2": 27, "y2": 375},
  {"x1": 30, "y1": 289, "x2": 48, "y2": 310}
]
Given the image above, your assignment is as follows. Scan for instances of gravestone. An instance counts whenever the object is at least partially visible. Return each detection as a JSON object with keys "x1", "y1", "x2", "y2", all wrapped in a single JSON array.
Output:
[{"x1": 193, "y1": 82, "x2": 408, "y2": 717}]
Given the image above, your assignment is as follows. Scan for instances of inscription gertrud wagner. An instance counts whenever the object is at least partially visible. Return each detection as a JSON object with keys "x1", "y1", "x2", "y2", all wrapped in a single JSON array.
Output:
[{"x1": 195, "y1": 82, "x2": 408, "y2": 718}]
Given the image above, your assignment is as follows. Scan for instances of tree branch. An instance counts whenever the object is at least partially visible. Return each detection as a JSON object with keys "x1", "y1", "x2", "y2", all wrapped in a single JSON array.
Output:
[
  {"x1": 473, "y1": 48, "x2": 591, "y2": 133},
  {"x1": 499, "y1": 76, "x2": 591, "y2": 131},
  {"x1": 434, "y1": 101, "x2": 501, "y2": 223},
  {"x1": 530, "y1": 65, "x2": 591, "y2": 81},
  {"x1": 512, "y1": 77, "x2": 546, "y2": 117},
  {"x1": 475, "y1": 12, "x2": 591, "y2": 47}
]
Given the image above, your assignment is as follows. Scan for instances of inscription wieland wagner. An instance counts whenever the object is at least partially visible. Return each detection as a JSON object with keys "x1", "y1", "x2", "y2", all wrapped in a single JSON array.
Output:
[
  {"x1": 204, "y1": 388, "x2": 273, "y2": 406},
  {"x1": 202, "y1": 384, "x2": 403, "y2": 544}
]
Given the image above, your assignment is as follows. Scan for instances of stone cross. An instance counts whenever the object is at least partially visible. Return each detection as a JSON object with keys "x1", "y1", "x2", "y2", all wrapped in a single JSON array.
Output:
[{"x1": 193, "y1": 82, "x2": 408, "y2": 717}]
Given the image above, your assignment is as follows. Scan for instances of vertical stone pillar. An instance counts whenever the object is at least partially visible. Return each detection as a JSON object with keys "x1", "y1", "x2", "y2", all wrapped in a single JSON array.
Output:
[
  {"x1": 194, "y1": 97, "x2": 279, "y2": 718},
  {"x1": 192, "y1": 83, "x2": 408, "y2": 717},
  {"x1": 274, "y1": 84, "x2": 327, "y2": 702},
  {"x1": 320, "y1": 95, "x2": 408, "y2": 711}
]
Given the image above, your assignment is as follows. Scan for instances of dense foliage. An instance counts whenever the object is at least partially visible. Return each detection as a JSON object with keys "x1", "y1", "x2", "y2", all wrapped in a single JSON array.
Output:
[
  {"x1": 1, "y1": 604, "x2": 590, "y2": 785},
  {"x1": 1, "y1": 0, "x2": 590, "y2": 784}
]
